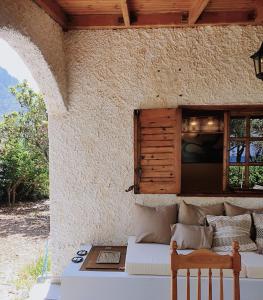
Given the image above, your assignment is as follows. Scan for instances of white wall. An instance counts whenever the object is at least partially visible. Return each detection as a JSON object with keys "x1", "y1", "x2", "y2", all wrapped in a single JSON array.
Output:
[{"x1": 49, "y1": 26, "x2": 263, "y2": 277}]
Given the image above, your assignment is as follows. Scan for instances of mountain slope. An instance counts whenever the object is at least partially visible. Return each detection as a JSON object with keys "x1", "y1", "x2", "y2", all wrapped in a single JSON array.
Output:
[{"x1": 0, "y1": 67, "x2": 21, "y2": 116}]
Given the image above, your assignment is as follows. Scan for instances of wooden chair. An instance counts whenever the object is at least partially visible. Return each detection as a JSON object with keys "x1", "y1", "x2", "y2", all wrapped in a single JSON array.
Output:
[{"x1": 171, "y1": 241, "x2": 241, "y2": 300}]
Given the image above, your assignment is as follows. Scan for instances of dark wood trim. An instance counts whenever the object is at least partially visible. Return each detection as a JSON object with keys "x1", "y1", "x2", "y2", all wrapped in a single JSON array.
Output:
[
  {"x1": 223, "y1": 111, "x2": 229, "y2": 192},
  {"x1": 255, "y1": 0, "x2": 263, "y2": 23},
  {"x1": 179, "y1": 105, "x2": 263, "y2": 111},
  {"x1": 134, "y1": 109, "x2": 141, "y2": 194},
  {"x1": 67, "y1": 11, "x2": 258, "y2": 30},
  {"x1": 245, "y1": 116, "x2": 250, "y2": 189},
  {"x1": 33, "y1": 0, "x2": 68, "y2": 29},
  {"x1": 229, "y1": 163, "x2": 263, "y2": 166},
  {"x1": 175, "y1": 108, "x2": 182, "y2": 194},
  {"x1": 189, "y1": 0, "x2": 210, "y2": 25},
  {"x1": 178, "y1": 192, "x2": 263, "y2": 197}
]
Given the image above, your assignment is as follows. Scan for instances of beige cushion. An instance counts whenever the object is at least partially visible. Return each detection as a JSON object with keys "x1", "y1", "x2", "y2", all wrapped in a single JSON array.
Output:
[
  {"x1": 135, "y1": 203, "x2": 177, "y2": 244},
  {"x1": 224, "y1": 202, "x2": 263, "y2": 216},
  {"x1": 241, "y1": 251, "x2": 263, "y2": 279},
  {"x1": 224, "y1": 202, "x2": 263, "y2": 240},
  {"x1": 171, "y1": 223, "x2": 213, "y2": 250},
  {"x1": 178, "y1": 201, "x2": 224, "y2": 225},
  {"x1": 252, "y1": 213, "x2": 263, "y2": 249},
  {"x1": 126, "y1": 236, "x2": 246, "y2": 277},
  {"x1": 207, "y1": 214, "x2": 257, "y2": 252}
]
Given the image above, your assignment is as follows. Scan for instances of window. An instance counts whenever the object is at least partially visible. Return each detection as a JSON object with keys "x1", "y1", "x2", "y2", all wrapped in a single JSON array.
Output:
[
  {"x1": 134, "y1": 106, "x2": 263, "y2": 196},
  {"x1": 226, "y1": 114, "x2": 263, "y2": 192}
]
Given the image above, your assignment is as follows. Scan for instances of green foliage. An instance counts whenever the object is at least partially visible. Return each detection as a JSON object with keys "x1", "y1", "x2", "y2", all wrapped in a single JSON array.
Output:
[
  {"x1": 14, "y1": 255, "x2": 51, "y2": 297},
  {"x1": 0, "y1": 81, "x2": 48, "y2": 205}
]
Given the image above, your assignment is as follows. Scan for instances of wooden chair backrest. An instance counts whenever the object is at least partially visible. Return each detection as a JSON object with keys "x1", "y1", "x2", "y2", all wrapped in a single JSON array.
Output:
[{"x1": 171, "y1": 241, "x2": 241, "y2": 300}]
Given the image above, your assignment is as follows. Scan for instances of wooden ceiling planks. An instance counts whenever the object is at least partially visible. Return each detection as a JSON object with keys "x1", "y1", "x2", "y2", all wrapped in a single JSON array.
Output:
[
  {"x1": 33, "y1": 0, "x2": 262, "y2": 30},
  {"x1": 189, "y1": 0, "x2": 211, "y2": 24}
]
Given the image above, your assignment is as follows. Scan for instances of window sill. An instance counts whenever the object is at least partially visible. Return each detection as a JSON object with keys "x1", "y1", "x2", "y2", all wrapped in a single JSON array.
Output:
[{"x1": 178, "y1": 192, "x2": 263, "y2": 197}]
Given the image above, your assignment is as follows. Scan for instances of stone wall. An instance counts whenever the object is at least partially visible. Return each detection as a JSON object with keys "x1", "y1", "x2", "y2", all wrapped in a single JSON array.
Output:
[{"x1": 50, "y1": 26, "x2": 263, "y2": 277}]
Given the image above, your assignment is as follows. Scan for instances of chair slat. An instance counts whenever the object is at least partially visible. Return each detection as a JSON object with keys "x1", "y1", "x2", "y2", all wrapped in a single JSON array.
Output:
[
  {"x1": 220, "y1": 269, "x2": 224, "y2": 300},
  {"x1": 187, "y1": 269, "x2": 190, "y2": 300},
  {"x1": 197, "y1": 269, "x2": 201, "y2": 300},
  {"x1": 209, "y1": 268, "x2": 212, "y2": 300},
  {"x1": 170, "y1": 241, "x2": 241, "y2": 300}
]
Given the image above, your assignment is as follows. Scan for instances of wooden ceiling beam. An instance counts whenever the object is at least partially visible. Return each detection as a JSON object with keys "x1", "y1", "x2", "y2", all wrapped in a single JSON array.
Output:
[
  {"x1": 255, "y1": 0, "x2": 263, "y2": 23},
  {"x1": 68, "y1": 11, "x2": 257, "y2": 30},
  {"x1": 120, "y1": 0, "x2": 130, "y2": 27},
  {"x1": 189, "y1": 0, "x2": 210, "y2": 24},
  {"x1": 33, "y1": 0, "x2": 68, "y2": 29}
]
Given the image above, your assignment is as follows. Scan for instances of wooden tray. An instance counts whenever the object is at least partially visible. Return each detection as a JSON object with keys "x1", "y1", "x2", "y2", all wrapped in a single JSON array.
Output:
[{"x1": 80, "y1": 246, "x2": 127, "y2": 272}]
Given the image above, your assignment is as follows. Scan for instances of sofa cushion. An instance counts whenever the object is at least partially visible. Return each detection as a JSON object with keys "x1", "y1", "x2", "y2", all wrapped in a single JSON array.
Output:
[
  {"x1": 241, "y1": 252, "x2": 263, "y2": 279},
  {"x1": 224, "y1": 202, "x2": 263, "y2": 216},
  {"x1": 252, "y1": 213, "x2": 263, "y2": 249},
  {"x1": 207, "y1": 214, "x2": 257, "y2": 252},
  {"x1": 125, "y1": 236, "x2": 246, "y2": 277},
  {"x1": 171, "y1": 223, "x2": 213, "y2": 249},
  {"x1": 178, "y1": 201, "x2": 224, "y2": 226},
  {"x1": 134, "y1": 203, "x2": 177, "y2": 244}
]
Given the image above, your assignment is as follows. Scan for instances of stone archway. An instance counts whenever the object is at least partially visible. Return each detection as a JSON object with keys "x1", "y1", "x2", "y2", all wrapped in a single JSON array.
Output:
[{"x1": 0, "y1": 28, "x2": 67, "y2": 115}]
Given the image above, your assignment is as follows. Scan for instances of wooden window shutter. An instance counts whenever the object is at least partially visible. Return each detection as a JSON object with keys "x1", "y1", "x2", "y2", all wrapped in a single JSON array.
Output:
[{"x1": 134, "y1": 108, "x2": 181, "y2": 194}]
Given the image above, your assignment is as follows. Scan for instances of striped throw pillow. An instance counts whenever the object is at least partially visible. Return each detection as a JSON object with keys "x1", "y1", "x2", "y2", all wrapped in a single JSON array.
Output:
[
  {"x1": 253, "y1": 213, "x2": 263, "y2": 249},
  {"x1": 206, "y1": 214, "x2": 257, "y2": 252}
]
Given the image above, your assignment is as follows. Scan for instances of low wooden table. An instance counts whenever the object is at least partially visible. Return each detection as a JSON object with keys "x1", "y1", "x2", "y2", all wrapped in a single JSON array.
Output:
[{"x1": 80, "y1": 245, "x2": 127, "y2": 272}]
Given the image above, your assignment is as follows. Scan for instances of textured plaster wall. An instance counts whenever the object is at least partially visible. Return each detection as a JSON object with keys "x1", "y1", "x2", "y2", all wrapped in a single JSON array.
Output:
[
  {"x1": 0, "y1": 0, "x2": 67, "y2": 114},
  {"x1": 49, "y1": 26, "x2": 263, "y2": 277}
]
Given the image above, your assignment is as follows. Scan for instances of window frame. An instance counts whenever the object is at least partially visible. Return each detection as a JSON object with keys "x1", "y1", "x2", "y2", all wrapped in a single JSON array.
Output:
[
  {"x1": 134, "y1": 105, "x2": 263, "y2": 197},
  {"x1": 224, "y1": 111, "x2": 263, "y2": 193}
]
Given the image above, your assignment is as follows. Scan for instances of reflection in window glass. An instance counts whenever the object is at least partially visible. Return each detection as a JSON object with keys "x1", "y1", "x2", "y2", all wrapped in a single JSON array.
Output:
[
  {"x1": 229, "y1": 141, "x2": 246, "y2": 163},
  {"x1": 250, "y1": 117, "x2": 263, "y2": 137},
  {"x1": 250, "y1": 141, "x2": 263, "y2": 162},
  {"x1": 230, "y1": 118, "x2": 246, "y2": 137},
  {"x1": 249, "y1": 166, "x2": 263, "y2": 189},
  {"x1": 229, "y1": 166, "x2": 246, "y2": 189}
]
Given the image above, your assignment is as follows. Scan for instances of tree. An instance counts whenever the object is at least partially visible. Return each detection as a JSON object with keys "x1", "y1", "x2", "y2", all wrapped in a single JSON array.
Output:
[{"x1": 0, "y1": 81, "x2": 48, "y2": 206}]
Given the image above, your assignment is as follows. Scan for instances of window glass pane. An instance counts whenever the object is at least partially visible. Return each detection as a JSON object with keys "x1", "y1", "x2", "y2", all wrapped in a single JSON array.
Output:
[
  {"x1": 250, "y1": 117, "x2": 263, "y2": 137},
  {"x1": 230, "y1": 118, "x2": 246, "y2": 137},
  {"x1": 250, "y1": 141, "x2": 263, "y2": 162},
  {"x1": 249, "y1": 166, "x2": 263, "y2": 189},
  {"x1": 229, "y1": 166, "x2": 246, "y2": 189},
  {"x1": 229, "y1": 141, "x2": 246, "y2": 163}
]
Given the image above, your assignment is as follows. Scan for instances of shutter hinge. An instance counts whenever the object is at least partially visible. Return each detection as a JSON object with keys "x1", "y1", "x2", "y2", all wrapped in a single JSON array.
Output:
[{"x1": 134, "y1": 109, "x2": 140, "y2": 116}]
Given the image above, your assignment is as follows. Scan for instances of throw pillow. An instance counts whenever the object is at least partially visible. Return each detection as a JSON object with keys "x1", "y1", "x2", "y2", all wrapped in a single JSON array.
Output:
[
  {"x1": 224, "y1": 202, "x2": 263, "y2": 216},
  {"x1": 178, "y1": 201, "x2": 224, "y2": 225},
  {"x1": 135, "y1": 203, "x2": 177, "y2": 244},
  {"x1": 170, "y1": 223, "x2": 213, "y2": 249},
  {"x1": 206, "y1": 214, "x2": 257, "y2": 252},
  {"x1": 224, "y1": 202, "x2": 263, "y2": 240},
  {"x1": 252, "y1": 213, "x2": 263, "y2": 250}
]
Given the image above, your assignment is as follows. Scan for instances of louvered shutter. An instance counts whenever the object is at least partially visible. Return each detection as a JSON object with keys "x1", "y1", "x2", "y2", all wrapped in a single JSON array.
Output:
[{"x1": 134, "y1": 108, "x2": 181, "y2": 194}]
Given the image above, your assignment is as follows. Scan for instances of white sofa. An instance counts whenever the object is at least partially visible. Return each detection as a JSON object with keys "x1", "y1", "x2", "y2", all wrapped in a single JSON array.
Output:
[{"x1": 61, "y1": 237, "x2": 263, "y2": 300}]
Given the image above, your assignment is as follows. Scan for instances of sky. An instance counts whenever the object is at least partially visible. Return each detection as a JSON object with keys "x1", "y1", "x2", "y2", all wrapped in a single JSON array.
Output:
[{"x1": 0, "y1": 38, "x2": 39, "y2": 91}]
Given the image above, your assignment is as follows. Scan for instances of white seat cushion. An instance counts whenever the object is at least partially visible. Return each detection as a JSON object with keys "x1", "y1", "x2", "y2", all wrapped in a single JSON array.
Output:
[
  {"x1": 125, "y1": 236, "x2": 246, "y2": 277},
  {"x1": 241, "y1": 252, "x2": 263, "y2": 279}
]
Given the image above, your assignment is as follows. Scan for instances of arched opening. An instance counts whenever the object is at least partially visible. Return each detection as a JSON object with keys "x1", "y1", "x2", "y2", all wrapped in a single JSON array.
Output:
[
  {"x1": 0, "y1": 28, "x2": 67, "y2": 115},
  {"x1": 0, "y1": 32, "x2": 59, "y2": 299}
]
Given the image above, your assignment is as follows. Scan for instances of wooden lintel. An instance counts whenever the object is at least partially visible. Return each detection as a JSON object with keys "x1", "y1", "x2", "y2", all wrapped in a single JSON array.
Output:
[
  {"x1": 197, "y1": 10, "x2": 256, "y2": 25},
  {"x1": 189, "y1": 0, "x2": 210, "y2": 24},
  {"x1": 34, "y1": 0, "x2": 68, "y2": 29},
  {"x1": 255, "y1": 0, "x2": 263, "y2": 23},
  {"x1": 68, "y1": 11, "x2": 257, "y2": 30},
  {"x1": 120, "y1": 0, "x2": 130, "y2": 27}
]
